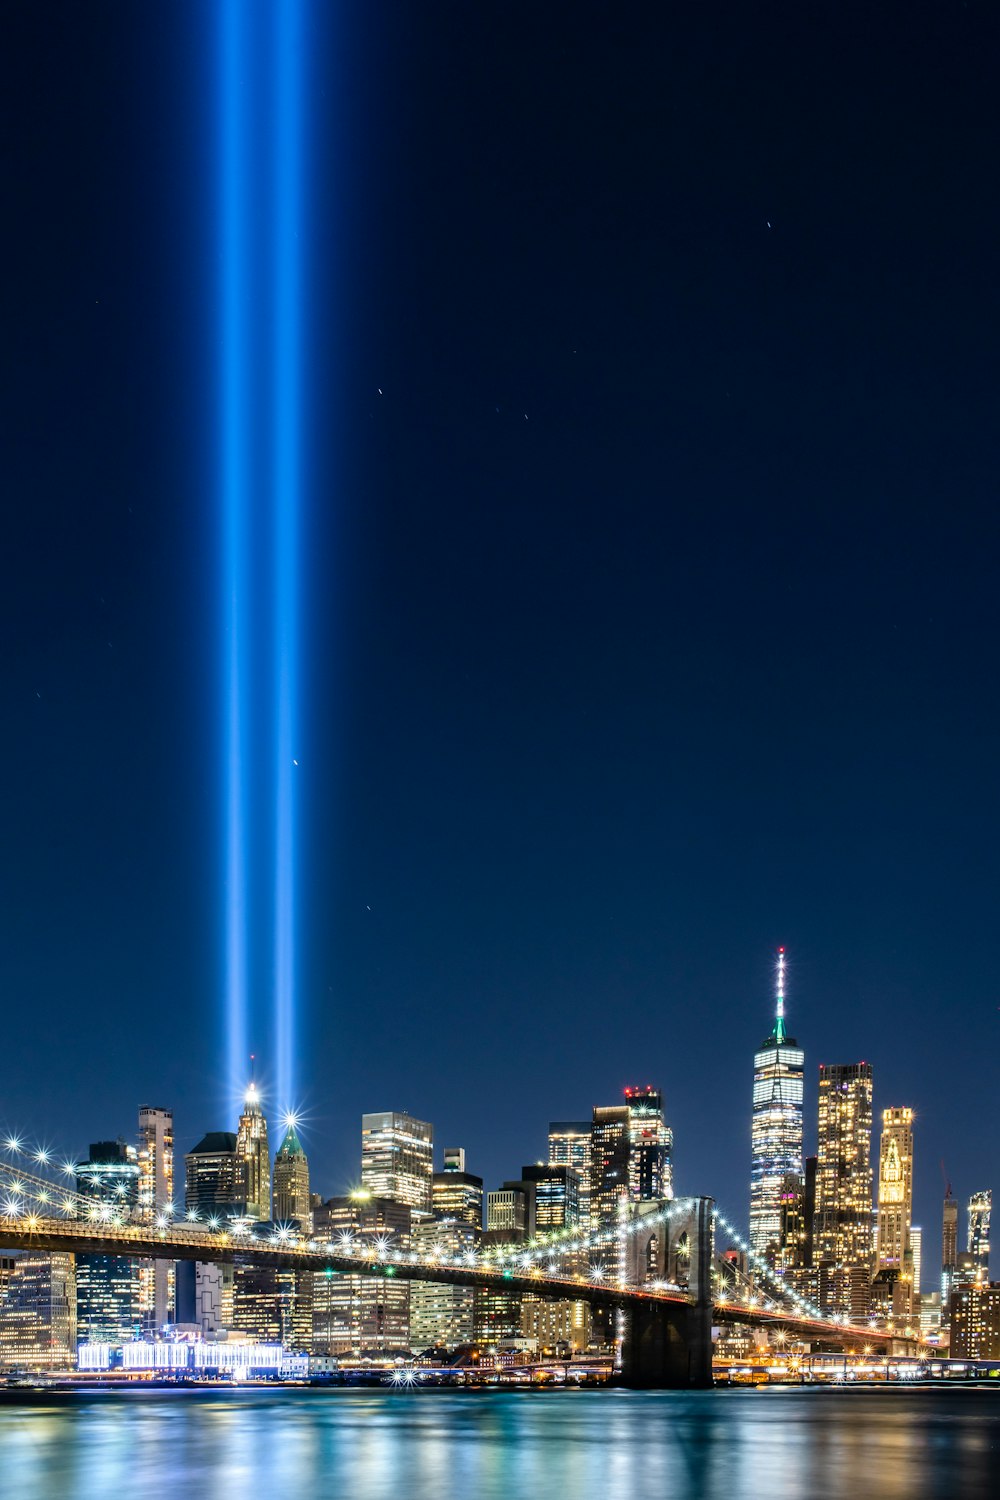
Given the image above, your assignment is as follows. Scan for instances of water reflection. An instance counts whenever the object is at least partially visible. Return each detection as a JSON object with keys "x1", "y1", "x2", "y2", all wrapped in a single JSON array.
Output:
[{"x1": 0, "y1": 1388, "x2": 996, "y2": 1500}]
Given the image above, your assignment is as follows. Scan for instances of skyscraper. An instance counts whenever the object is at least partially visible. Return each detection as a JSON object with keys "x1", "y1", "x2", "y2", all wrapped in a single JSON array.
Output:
[
  {"x1": 360, "y1": 1112, "x2": 433, "y2": 1211},
  {"x1": 548, "y1": 1121, "x2": 592, "y2": 1232},
  {"x1": 813, "y1": 1061, "x2": 873, "y2": 1320},
  {"x1": 273, "y1": 1121, "x2": 311, "y2": 1226},
  {"x1": 749, "y1": 950, "x2": 804, "y2": 1259},
  {"x1": 76, "y1": 1139, "x2": 141, "y2": 1345},
  {"x1": 874, "y1": 1107, "x2": 916, "y2": 1327},
  {"x1": 137, "y1": 1105, "x2": 174, "y2": 1332},
  {"x1": 624, "y1": 1086, "x2": 673, "y2": 1201},
  {"x1": 311, "y1": 1196, "x2": 412, "y2": 1355},
  {"x1": 431, "y1": 1148, "x2": 483, "y2": 1228},
  {"x1": 184, "y1": 1132, "x2": 239, "y2": 1221},
  {"x1": 969, "y1": 1190, "x2": 992, "y2": 1282},
  {"x1": 0, "y1": 1254, "x2": 76, "y2": 1371},
  {"x1": 235, "y1": 1083, "x2": 271, "y2": 1221}
]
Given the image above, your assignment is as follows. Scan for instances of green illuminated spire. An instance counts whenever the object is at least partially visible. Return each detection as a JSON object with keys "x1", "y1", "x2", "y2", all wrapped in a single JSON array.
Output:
[
  {"x1": 772, "y1": 946, "x2": 787, "y2": 1044},
  {"x1": 277, "y1": 1119, "x2": 305, "y2": 1159}
]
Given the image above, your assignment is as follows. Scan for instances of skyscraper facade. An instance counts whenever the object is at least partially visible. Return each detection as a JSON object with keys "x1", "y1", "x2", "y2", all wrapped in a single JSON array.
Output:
[
  {"x1": 273, "y1": 1122, "x2": 311, "y2": 1226},
  {"x1": 941, "y1": 1188, "x2": 958, "y2": 1323},
  {"x1": 874, "y1": 1106, "x2": 916, "y2": 1327},
  {"x1": 184, "y1": 1132, "x2": 239, "y2": 1221},
  {"x1": 431, "y1": 1151, "x2": 483, "y2": 1228},
  {"x1": 234, "y1": 1084, "x2": 271, "y2": 1220},
  {"x1": 311, "y1": 1196, "x2": 412, "y2": 1354},
  {"x1": 0, "y1": 1254, "x2": 76, "y2": 1371},
  {"x1": 968, "y1": 1190, "x2": 992, "y2": 1282},
  {"x1": 360, "y1": 1112, "x2": 433, "y2": 1211},
  {"x1": 548, "y1": 1121, "x2": 592, "y2": 1232},
  {"x1": 749, "y1": 950, "x2": 804, "y2": 1259},
  {"x1": 137, "y1": 1105, "x2": 174, "y2": 1332},
  {"x1": 624, "y1": 1086, "x2": 673, "y2": 1201},
  {"x1": 812, "y1": 1061, "x2": 873, "y2": 1320},
  {"x1": 75, "y1": 1139, "x2": 141, "y2": 1345}
]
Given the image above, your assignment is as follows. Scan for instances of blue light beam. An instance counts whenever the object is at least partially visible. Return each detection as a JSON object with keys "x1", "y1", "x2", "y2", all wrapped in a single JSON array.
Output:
[
  {"x1": 272, "y1": 0, "x2": 304, "y2": 1115},
  {"x1": 220, "y1": 0, "x2": 250, "y2": 1100}
]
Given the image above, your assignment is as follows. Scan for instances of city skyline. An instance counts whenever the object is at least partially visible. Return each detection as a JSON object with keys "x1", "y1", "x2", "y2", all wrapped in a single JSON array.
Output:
[{"x1": 3, "y1": 0, "x2": 998, "y2": 1324}]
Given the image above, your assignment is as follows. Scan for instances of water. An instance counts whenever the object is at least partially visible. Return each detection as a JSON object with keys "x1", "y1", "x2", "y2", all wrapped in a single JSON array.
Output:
[{"x1": 0, "y1": 1387, "x2": 997, "y2": 1500}]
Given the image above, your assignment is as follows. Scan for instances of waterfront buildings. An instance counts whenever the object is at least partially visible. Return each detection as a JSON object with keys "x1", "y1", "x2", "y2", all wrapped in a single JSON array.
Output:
[
  {"x1": 137, "y1": 1105, "x2": 175, "y2": 1331},
  {"x1": 873, "y1": 1107, "x2": 916, "y2": 1327},
  {"x1": 812, "y1": 1062, "x2": 873, "y2": 1320},
  {"x1": 360, "y1": 1111, "x2": 433, "y2": 1212},
  {"x1": 273, "y1": 1121, "x2": 311, "y2": 1226},
  {"x1": 409, "y1": 1217, "x2": 478, "y2": 1351},
  {"x1": 235, "y1": 1085, "x2": 271, "y2": 1220},
  {"x1": 950, "y1": 1282, "x2": 1000, "y2": 1359},
  {"x1": 0, "y1": 1254, "x2": 76, "y2": 1370},
  {"x1": 231, "y1": 1254, "x2": 312, "y2": 1351},
  {"x1": 311, "y1": 1195, "x2": 412, "y2": 1355},
  {"x1": 749, "y1": 950, "x2": 804, "y2": 1259},
  {"x1": 75, "y1": 1138, "x2": 140, "y2": 1344}
]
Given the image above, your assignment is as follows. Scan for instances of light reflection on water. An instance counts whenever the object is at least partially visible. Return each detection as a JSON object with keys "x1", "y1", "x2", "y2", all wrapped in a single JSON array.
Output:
[{"x1": 0, "y1": 1387, "x2": 996, "y2": 1500}]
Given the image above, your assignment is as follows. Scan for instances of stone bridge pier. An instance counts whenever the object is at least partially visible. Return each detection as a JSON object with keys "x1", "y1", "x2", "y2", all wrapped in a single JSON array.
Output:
[{"x1": 620, "y1": 1195, "x2": 715, "y2": 1388}]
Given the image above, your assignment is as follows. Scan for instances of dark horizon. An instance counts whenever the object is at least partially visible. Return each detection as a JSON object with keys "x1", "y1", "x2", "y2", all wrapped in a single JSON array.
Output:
[{"x1": 3, "y1": 2, "x2": 998, "y2": 1283}]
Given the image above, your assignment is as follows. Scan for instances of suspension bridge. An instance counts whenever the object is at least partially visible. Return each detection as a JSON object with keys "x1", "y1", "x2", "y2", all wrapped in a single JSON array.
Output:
[{"x1": 0, "y1": 1138, "x2": 922, "y2": 1387}]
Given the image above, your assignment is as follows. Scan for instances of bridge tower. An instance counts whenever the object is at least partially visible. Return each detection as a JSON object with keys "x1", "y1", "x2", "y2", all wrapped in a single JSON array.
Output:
[{"x1": 620, "y1": 1195, "x2": 715, "y2": 1388}]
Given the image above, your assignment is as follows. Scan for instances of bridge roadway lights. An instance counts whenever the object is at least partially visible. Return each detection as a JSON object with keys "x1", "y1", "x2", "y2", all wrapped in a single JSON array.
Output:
[{"x1": 620, "y1": 1196, "x2": 715, "y2": 1389}]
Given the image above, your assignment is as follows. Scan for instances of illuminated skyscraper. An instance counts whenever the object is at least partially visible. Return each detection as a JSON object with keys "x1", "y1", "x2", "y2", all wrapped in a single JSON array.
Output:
[
  {"x1": 184, "y1": 1132, "x2": 239, "y2": 1220},
  {"x1": 969, "y1": 1190, "x2": 992, "y2": 1281},
  {"x1": 874, "y1": 1107, "x2": 916, "y2": 1327},
  {"x1": 311, "y1": 1196, "x2": 412, "y2": 1354},
  {"x1": 0, "y1": 1254, "x2": 76, "y2": 1371},
  {"x1": 76, "y1": 1139, "x2": 141, "y2": 1345},
  {"x1": 813, "y1": 1061, "x2": 873, "y2": 1320},
  {"x1": 431, "y1": 1148, "x2": 483, "y2": 1228},
  {"x1": 273, "y1": 1121, "x2": 311, "y2": 1226},
  {"x1": 749, "y1": 950, "x2": 804, "y2": 1258},
  {"x1": 624, "y1": 1087, "x2": 673, "y2": 1201},
  {"x1": 235, "y1": 1083, "x2": 271, "y2": 1221},
  {"x1": 137, "y1": 1105, "x2": 174, "y2": 1332},
  {"x1": 410, "y1": 1218, "x2": 479, "y2": 1351},
  {"x1": 941, "y1": 1188, "x2": 958, "y2": 1328},
  {"x1": 548, "y1": 1121, "x2": 592, "y2": 1232},
  {"x1": 361, "y1": 1112, "x2": 433, "y2": 1212}
]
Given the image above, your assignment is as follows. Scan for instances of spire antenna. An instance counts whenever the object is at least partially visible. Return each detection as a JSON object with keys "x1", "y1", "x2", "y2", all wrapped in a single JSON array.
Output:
[{"x1": 774, "y1": 946, "x2": 786, "y2": 1043}]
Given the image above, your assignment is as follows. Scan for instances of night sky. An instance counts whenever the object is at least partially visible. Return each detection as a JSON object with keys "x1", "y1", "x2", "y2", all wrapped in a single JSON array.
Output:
[{"x1": 3, "y1": 3, "x2": 998, "y2": 1276}]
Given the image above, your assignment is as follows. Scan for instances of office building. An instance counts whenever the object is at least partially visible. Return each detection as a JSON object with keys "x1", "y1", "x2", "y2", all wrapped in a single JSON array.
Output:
[
  {"x1": 232, "y1": 1254, "x2": 312, "y2": 1351},
  {"x1": 812, "y1": 1062, "x2": 873, "y2": 1320},
  {"x1": 517, "y1": 1163, "x2": 590, "y2": 1352},
  {"x1": 273, "y1": 1122, "x2": 311, "y2": 1226},
  {"x1": 361, "y1": 1112, "x2": 433, "y2": 1212},
  {"x1": 75, "y1": 1139, "x2": 141, "y2": 1345},
  {"x1": 235, "y1": 1084, "x2": 271, "y2": 1220},
  {"x1": 431, "y1": 1148, "x2": 483, "y2": 1228},
  {"x1": 137, "y1": 1105, "x2": 175, "y2": 1332},
  {"x1": 0, "y1": 1254, "x2": 76, "y2": 1370},
  {"x1": 942, "y1": 1188, "x2": 958, "y2": 1325},
  {"x1": 910, "y1": 1226, "x2": 923, "y2": 1298},
  {"x1": 409, "y1": 1217, "x2": 478, "y2": 1351},
  {"x1": 749, "y1": 950, "x2": 804, "y2": 1259},
  {"x1": 311, "y1": 1196, "x2": 412, "y2": 1355},
  {"x1": 548, "y1": 1121, "x2": 592, "y2": 1232},
  {"x1": 873, "y1": 1107, "x2": 916, "y2": 1327},
  {"x1": 182, "y1": 1130, "x2": 239, "y2": 1332},
  {"x1": 184, "y1": 1132, "x2": 240, "y2": 1221},
  {"x1": 486, "y1": 1187, "x2": 528, "y2": 1235},
  {"x1": 969, "y1": 1190, "x2": 992, "y2": 1281},
  {"x1": 624, "y1": 1086, "x2": 673, "y2": 1201},
  {"x1": 950, "y1": 1282, "x2": 1000, "y2": 1359}
]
